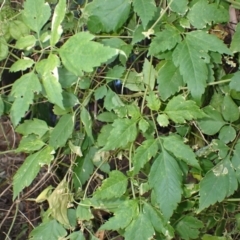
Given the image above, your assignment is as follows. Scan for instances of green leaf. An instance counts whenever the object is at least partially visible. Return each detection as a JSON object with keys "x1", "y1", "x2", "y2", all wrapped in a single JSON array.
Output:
[
  {"x1": 197, "y1": 106, "x2": 226, "y2": 135},
  {"x1": 230, "y1": 71, "x2": 240, "y2": 91},
  {"x1": 94, "y1": 170, "x2": 128, "y2": 199},
  {"x1": 142, "y1": 58, "x2": 156, "y2": 90},
  {"x1": 202, "y1": 235, "x2": 226, "y2": 240},
  {"x1": 100, "y1": 199, "x2": 138, "y2": 230},
  {"x1": 187, "y1": 31, "x2": 232, "y2": 55},
  {"x1": 13, "y1": 146, "x2": 54, "y2": 199},
  {"x1": 9, "y1": 58, "x2": 35, "y2": 72},
  {"x1": 124, "y1": 211, "x2": 155, "y2": 240},
  {"x1": 22, "y1": 0, "x2": 51, "y2": 34},
  {"x1": 94, "y1": 86, "x2": 108, "y2": 100},
  {"x1": 187, "y1": 0, "x2": 229, "y2": 29},
  {"x1": 9, "y1": 20, "x2": 29, "y2": 40},
  {"x1": 149, "y1": 150, "x2": 182, "y2": 220},
  {"x1": 49, "y1": 114, "x2": 74, "y2": 149},
  {"x1": 146, "y1": 91, "x2": 161, "y2": 111},
  {"x1": 163, "y1": 134, "x2": 200, "y2": 169},
  {"x1": 230, "y1": 23, "x2": 240, "y2": 53},
  {"x1": 10, "y1": 72, "x2": 42, "y2": 126},
  {"x1": 16, "y1": 118, "x2": 49, "y2": 137},
  {"x1": 76, "y1": 204, "x2": 93, "y2": 221},
  {"x1": 143, "y1": 202, "x2": 174, "y2": 238},
  {"x1": 48, "y1": 179, "x2": 71, "y2": 227},
  {"x1": 221, "y1": 95, "x2": 239, "y2": 122},
  {"x1": 15, "y1": 35, "x2": 36, "y2": 50},
  {"x1": 103, "y1": 118, "x2": 138, "y2": 151},
  {"x1": 149, "y1": 26, "x2": 181, "y2": 55},
  {"x1": 81, "y1": 107, "x2": 94, "y2": 143},
  {"x1": 168, "y1": 0, "x2": 188, "y2": 14},
  {"x1": 0, "y1": 37, "x2": 8, "y2": 61},
  {"x1": 73, "y1": 147, "x2": 96, "y2": 188},
  {"x1": 199, "y1": 158, "x2": 238, "y2": 212},
  {"x1": 68, "y1": 231, "x2": 85, "y2": 240},
  {"x1": 50, "y1": 0, "x2": 66, "y2": 46},
  {"x1": 59, "y1": 32, "x2": 117, "y2": 76},
  {"x1": 157, "y1": 60, "x2": 183, "y2": 101},
  {"x1": 97, "y1": 112, "x2": 117, "y2": 123},
  {"x1": 138, "y1": 118, "x2": 149, "y2": 132},
  {"x1": 37, "y1": 55, "x2": 64, "y2": 109},
  {"x1": 59, "y1": 67, "x2": 78, "y2": 88},
  {"x1": 232, "y1": 141, "x2": 240, "y2": 183},
  {"x1": 29, "y1": 220, "x2": 67, "y2": 240},
  {"x1": 157, "y1": 114, "x2": 169, "y2": 127},
  {"x1": 85, "y1": 0, "x2": 131, "y2": 33},
  {"x1": 132, "y1": 139, "x2": 159, "y2": 175},
  {"x1": 176, "y1": 216, "x2": 204, "y2": 240},
  {"x1": 132, "y1": 0, "x2": 156, "y2": 29},
  {"x1": 16, "y1": 135, "x2": 45, "y2": 153},
  {"x1": 164, "y1": 95, "x2": 205, "y2": 124},
  {"x1": 218, "y1": 125, "x2": 236, "y2": 144},
  {"x1": 62, "y1": 91, "x2": 79, "y2": 108}
]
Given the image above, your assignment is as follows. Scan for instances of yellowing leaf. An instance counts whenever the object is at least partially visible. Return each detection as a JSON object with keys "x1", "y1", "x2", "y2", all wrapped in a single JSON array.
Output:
[
  {"x1": 59, "y1": 32, "x2": 118, "y2": 76},
  {"x1": 48, "y1": 179, "x2": 71, "y2": 227},
  {"x1": 94, "y1": 170, "x2": 128, "y2": 199}
]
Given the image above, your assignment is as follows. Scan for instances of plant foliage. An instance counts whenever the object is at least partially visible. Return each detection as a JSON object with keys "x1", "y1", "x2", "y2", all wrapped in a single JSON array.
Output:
[{"x1": 1, "y1": 0, "x2": 240, "y2": 239}]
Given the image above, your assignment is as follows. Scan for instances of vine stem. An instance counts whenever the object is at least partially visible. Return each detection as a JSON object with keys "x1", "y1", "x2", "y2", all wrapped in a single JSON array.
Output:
[{"x1": 129, "y1": 143, "x2": 136, "y2": 199}]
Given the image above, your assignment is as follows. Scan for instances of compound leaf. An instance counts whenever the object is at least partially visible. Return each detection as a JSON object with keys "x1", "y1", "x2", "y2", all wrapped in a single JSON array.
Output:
[
  {"x1": 163, "y1": 134, "x2": 200, "y2": 169},
  {"x1": 10, "y1": 72, "x2": 42, "y2": 126},
  {"x1": 59, "y1": 32, "x2": 118, "y2": 76},
  {"x1": 13, "y1": 146, "x2": 54, "y2": 199},
  {"x1": 164, "y1": 95, "x2": 205, "y2": 124},
  {"x1": 149, "y1": 150, "x2": 182, "y2": 220},
  {"x1": 132, "y1": 139, "x2": 159, "y2": 175},
  {"x1": 102, "y1": 118, "x2": 138, "y2": 151},
  {"x1": 132, "y1": 0, "x2": 156, "y2": 29},
  {"x1": 22, "y1": 0, "x2": 51, "y2": 34},
  {"x1": 230, "y1": 71, "x2": 240, "y2": 91},
  {"x1": 94, "y1": 170, "x2": 128, "y2": 199},
  {"x1": 199, "y1": 158, "x2": 238, "y2": 212}
]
